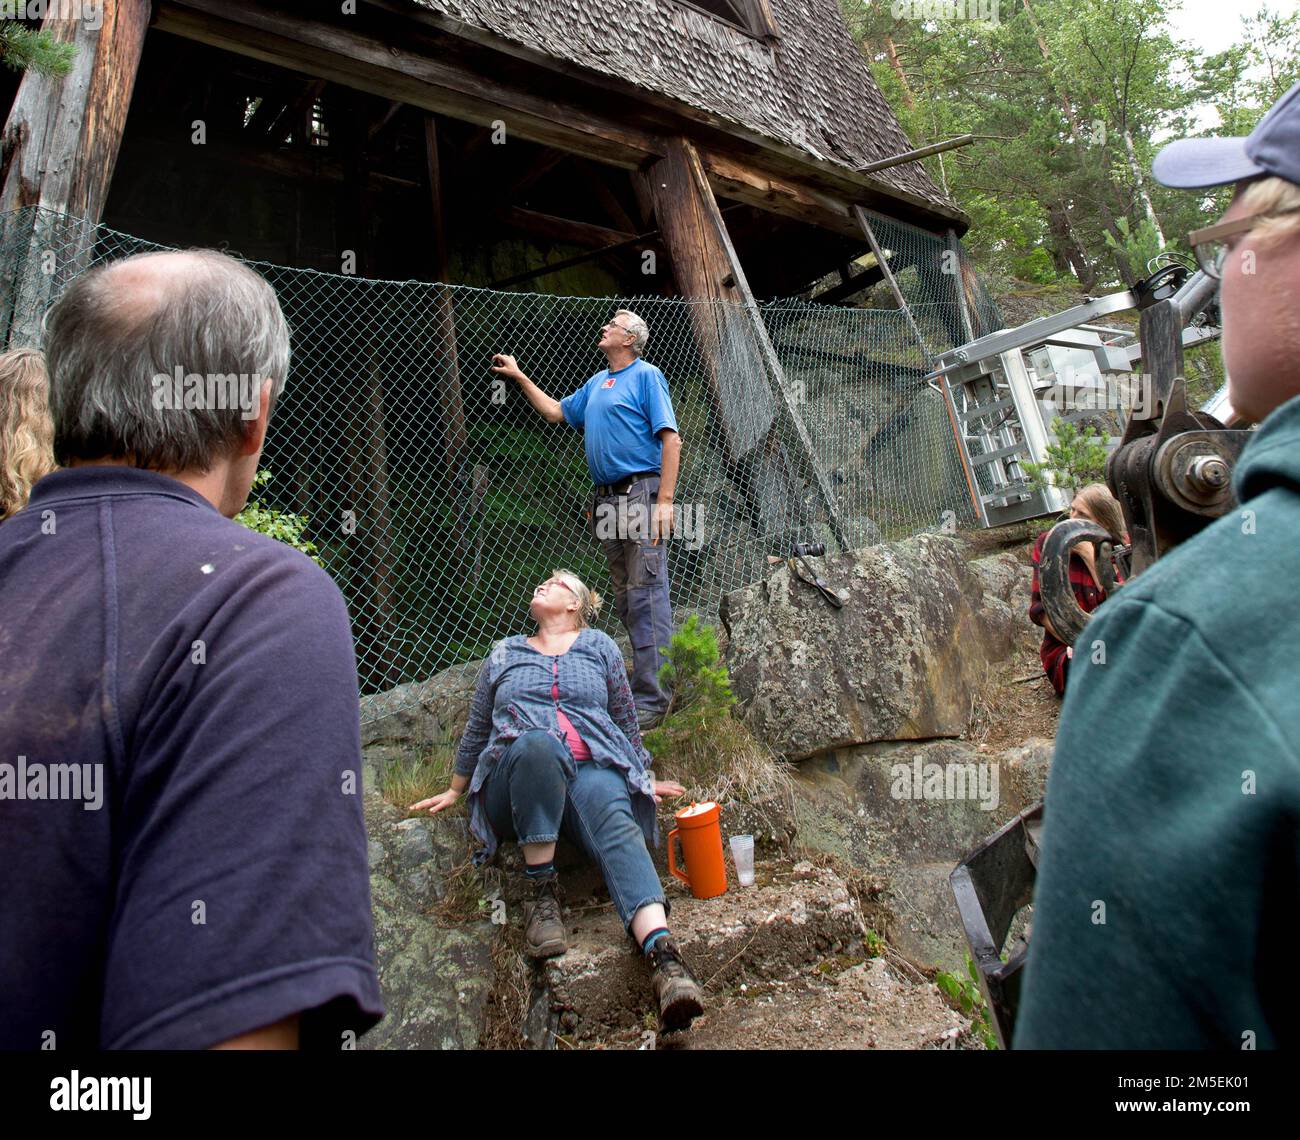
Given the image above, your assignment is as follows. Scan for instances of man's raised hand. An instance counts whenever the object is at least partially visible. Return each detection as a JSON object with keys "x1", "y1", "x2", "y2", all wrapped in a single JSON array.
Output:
[{"x1": 491, "y1": 353, "x2": 523, "y2": 383}]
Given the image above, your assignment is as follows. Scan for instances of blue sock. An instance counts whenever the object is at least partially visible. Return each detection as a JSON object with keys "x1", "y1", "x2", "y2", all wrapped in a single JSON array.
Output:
[
  {"x1": 641, "y1": 927, "x2": 671, "y2": 955},
  {"x1": 525, "y1": 860, "x2": 555, "y2": 880}
]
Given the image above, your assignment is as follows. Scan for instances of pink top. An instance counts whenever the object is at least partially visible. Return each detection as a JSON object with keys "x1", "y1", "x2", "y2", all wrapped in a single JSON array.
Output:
[{"x1": 552, "y1": 658, "x2": 591, "y2": 761}]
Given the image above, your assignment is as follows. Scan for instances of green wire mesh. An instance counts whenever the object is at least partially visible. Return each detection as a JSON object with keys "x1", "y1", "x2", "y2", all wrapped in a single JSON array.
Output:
[{"x1": 1, "y1": 206, "x2": 999, "y2": 721}]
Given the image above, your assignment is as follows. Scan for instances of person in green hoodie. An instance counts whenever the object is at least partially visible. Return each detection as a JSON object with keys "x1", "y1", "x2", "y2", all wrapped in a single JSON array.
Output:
[{"x1": 1015, "y1": 80, "x2": 1300, "y2": 1049}]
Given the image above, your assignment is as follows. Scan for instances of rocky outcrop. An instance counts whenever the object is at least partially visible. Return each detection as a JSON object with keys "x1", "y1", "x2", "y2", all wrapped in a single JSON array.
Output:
[
  {"x1": 523, "y1": 859, "x2": 970, "y2": 1049},
  {"x1": 360, "y1": 665, "x2": 479, "y2": 748},
  {"x1": 791, "y1": 737, "x2": 1048, "y2": 973},
  {"x1": 361, "y1": 791, "x2": 502, "y2": 1049},
  {"x1": 721, "y1": 534, "x2": 1036, "y2": 760}
]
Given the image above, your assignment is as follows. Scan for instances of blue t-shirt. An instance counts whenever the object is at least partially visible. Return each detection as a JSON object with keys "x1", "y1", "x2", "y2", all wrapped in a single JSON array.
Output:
[
  {"x1": 0, "y1": 466, "x2": 384, "y2": 1049},
  {"x1": 560, "y1": 357, "x2": 678, "y2": 486}
]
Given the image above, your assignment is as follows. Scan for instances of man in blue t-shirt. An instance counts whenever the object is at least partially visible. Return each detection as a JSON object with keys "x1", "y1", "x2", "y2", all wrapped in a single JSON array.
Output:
[
  {"x1": 0, "y1": 250, "x2": 384, "y2": 1049},
  {"x1": 493, "y1": 311, "x2": 681, "y2": 727}
]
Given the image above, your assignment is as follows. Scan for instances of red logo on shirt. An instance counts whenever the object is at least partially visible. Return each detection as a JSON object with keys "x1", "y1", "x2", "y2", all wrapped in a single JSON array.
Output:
[{"x1": 602, "y1": 376, "x2": 616, "y2": 388}]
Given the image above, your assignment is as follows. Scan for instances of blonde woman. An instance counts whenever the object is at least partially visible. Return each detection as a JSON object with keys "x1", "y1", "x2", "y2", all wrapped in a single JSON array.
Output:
[
  {"x1": 0, "y1": 347, "x2": 56, "y2": 522},
  {"x1": 411, "y1": 569, "x2": 704, "y2": 1032}
]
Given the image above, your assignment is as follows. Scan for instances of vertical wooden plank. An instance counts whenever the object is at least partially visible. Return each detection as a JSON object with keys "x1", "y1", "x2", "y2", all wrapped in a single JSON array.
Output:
[
  {"x1": 646, "y1": 136, "x2": 846, "y2": 547},
  {"x1": 0, "y1": 0, "x2": 151, "y2": 218},
  {"x1": 0, "y1": 0, "x2": 151, "y2": 346},
  {"x1": 423, "y1": 114, "x2": 468, "y2": 477},
  {"x1": 338, "y1": 103, "x2": 403, "y2": 690}
]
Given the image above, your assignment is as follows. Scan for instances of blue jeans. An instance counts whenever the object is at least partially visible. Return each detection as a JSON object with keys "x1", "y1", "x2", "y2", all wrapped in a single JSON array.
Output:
[{"x1": 484, "y1": 731, "x2": 666, "y2": 929}]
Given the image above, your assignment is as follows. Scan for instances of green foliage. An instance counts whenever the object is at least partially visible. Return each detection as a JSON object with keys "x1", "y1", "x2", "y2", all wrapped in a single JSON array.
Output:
[
  {"x1": 640, "y1": 617, "x2": 791, "y2": 808},
  {"x1": 235, "y1": 469, "x2": 323, "y2": 566},
  {"x1": 934, "y1": 955, "x2": 999, "y2": 1050},
  {"x1": 0, "y1": 20, "x2": 76, "y2": 78},
  {"x1": 1102, "y1": 217, "x2": 1179, "y2": 284},
  {"x1": 643, "y1": 615, "x2": 736, "y2": 753},
  {"x1": 841, "y1": 0, "x2": 1296, "y2": 292},
  {"x1": 1022, "y1": 417, "x2": 1110, "y2": 495}
]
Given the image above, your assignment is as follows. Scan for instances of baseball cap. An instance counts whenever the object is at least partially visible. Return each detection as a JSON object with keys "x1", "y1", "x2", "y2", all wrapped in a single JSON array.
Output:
[{"x1": 1152, "y1": 79, "x2": 1300, "y2": 189}]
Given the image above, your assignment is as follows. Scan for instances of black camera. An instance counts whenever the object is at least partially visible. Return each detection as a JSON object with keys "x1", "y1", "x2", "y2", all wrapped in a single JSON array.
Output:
[{"x1": 792, "y1": 542, "x2": 825, "y2": 558}]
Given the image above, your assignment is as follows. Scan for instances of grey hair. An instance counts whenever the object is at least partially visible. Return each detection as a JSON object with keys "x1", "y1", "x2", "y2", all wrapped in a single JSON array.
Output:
[
  {"x1": 43, "y1": 249, "x2": 290, "y2": 472},
  {"x1": 615, "y1": 309, "x2": 649, "y2": 355}
]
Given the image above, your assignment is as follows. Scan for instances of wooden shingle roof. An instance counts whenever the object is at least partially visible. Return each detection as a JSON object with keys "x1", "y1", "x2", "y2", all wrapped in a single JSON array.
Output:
[{"x1": 404, "y1": 0, "x2": 958, "y2": 220}]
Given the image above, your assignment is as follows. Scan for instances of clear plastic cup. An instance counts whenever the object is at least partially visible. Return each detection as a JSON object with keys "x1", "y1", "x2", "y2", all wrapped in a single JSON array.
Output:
[{"x1": 729, "y1": 834, "x2": 755, "y2": 886}]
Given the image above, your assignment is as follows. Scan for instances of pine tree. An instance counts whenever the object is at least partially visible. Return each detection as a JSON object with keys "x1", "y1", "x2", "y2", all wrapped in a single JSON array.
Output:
[{"x1": 0, "y1": 19, "x2": 77, "y2": 79}]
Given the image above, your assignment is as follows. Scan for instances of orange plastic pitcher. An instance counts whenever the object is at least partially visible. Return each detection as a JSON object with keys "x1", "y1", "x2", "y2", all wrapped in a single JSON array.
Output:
[{"x1": 667, "y1": 801, "x2": 727, "y2": 899}]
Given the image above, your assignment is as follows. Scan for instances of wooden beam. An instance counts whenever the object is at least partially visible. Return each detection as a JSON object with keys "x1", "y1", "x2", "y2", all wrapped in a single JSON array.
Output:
[
  {"x1": 506, "y1": 150, "x2": 567, "y2": 199},
  {"x1": 810, "y1": 263, "x2": 886, "y2": 306},
  {"x1": 365, "y1": 99, "x2": 405, "y2": 146},
  {"x1": 0, "y1": 0, "x2": 151, "y2": 346},
  {"x1": 338, "y1": 104, "x2": 403, "y2": 690},
  {"x1": 495, "y1": 206, "x2": 635, "y2": 249},
  {"x1": 486, "y1": 203, "x2": 746, "y2": 290},
  {"x1": 155, "y1": 0, "x2": 661, "y2": 170},
  {"x1": 700, "y1": 149, "x2": 859, "y2": 238},
  {"x1": 644, "y1": 137, "x2": 848, "y2": 547},
  {"x1": 424, "y1": 114, "x2": 469, "y2": 483},
  {"x1": 123, "y1": 130, "x2": 349, "y2": 184},
  {"x1": 853, "y1": 204, "x2": 932, "y2": 362},
  {"x1": 488, "y1": 230, "x2": 659, "y2": 290},
  {"x1": 0, "y1": 1, "x2": 150, "y2": 217},
  {"x1": 575, "y1": 158, "x2": 641, "y2": 235}
]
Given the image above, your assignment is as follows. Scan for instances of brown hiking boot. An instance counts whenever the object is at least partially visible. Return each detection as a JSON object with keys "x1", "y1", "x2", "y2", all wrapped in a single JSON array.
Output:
[
  {"x1": 524, "y1": 873, "x2": 567, "y2": 959},
  {"x1": 647, "y1": 937, "x2": 704, "y2": 1031}
]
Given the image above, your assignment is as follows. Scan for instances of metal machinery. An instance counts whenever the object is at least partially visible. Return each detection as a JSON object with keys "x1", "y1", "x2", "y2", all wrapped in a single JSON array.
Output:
[
  {"x1": 945, "y1": 264, "x2": 1249, "y2": 1047},
  {"x1": 929, "y1": 264, "x2": 1223, "y2": 531}
]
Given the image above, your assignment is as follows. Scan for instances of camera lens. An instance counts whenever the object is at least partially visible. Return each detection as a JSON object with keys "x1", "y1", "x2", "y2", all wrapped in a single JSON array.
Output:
[{"x1": 793, "y1": 542, "x2": 826, "y2": 558}]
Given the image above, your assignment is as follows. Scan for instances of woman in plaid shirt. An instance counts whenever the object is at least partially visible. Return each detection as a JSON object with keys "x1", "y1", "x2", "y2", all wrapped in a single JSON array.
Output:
[
  {"x1": 1029, "y1": 483, "x2": 1127, "y2": 695},
  {"x1": 410, "y1": 569, "x2": 705, "y2": 1032}
]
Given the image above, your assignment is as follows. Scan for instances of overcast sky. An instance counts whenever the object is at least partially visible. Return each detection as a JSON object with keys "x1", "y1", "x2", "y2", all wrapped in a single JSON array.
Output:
[
  {"x1": 1165, "y1": 0, "x2": 1265, "y2": 56},
  {"x1": 1163, "y1": 0, "x2": 1283, "y2": 130}
]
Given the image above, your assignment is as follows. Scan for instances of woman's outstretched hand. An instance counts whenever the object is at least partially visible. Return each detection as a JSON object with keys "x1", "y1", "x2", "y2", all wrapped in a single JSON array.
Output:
[
  {"x1": 410, "y1": 788, "x2": 461, "y2": 814},
  {"x1": 652, "y1": 779, "x2": 686, "y2": 805}
]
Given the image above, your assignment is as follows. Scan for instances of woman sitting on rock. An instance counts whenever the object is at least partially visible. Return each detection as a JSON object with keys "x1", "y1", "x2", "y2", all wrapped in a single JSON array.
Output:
[
  {"x1": 1029, "y1": 482, "x2": 1128, "y2": 695},
  {"x1": 410, "y1": 569, "x2": 704, "y2": 1031}
]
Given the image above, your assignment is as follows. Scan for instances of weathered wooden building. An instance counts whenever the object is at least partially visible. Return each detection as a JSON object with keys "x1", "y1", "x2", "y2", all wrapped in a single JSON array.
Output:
[
  {"x1": 1, "y1": 0, "x2": 968, "y2": 303},
  {"x1": 0, "y1": 1, "x2": 985, "y2": 694}
]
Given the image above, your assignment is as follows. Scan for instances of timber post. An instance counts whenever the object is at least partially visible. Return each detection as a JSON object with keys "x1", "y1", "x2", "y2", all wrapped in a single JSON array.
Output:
[
  {"x1": 0, "y1": 0, "x2": 151, "y2": 346},
  {"x1": 644, "y1": 136, "x2": 848, "y2": 550}
]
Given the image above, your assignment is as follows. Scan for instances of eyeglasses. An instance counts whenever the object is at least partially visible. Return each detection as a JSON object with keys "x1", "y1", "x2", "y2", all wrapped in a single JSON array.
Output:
[
  {"x1": 603, "y1": 320, "x2": 630, "y2": 334},
  {"x1": 1189, "y1": 206, "x2": 1300, "y2": 280},
  {"x1": 534, "y1": 578, "x2": 577, "y2": 596}
]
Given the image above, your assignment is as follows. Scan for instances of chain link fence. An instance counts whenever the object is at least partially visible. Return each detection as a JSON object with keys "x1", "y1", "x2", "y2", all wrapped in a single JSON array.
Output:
[{"x1": 1, "y1": 205, "x2": 1001, "y2": 720}]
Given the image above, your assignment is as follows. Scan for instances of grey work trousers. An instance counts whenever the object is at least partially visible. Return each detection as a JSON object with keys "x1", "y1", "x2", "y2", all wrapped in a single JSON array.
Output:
[{"x1": 589, "y1": 475, "x2": 673, "y2": 717}]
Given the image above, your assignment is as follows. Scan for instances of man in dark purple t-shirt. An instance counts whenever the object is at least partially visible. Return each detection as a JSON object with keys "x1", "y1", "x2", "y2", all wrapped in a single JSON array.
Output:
[{"x1": 0, "y1": 250, "x2": 384, "y2": 1049}]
